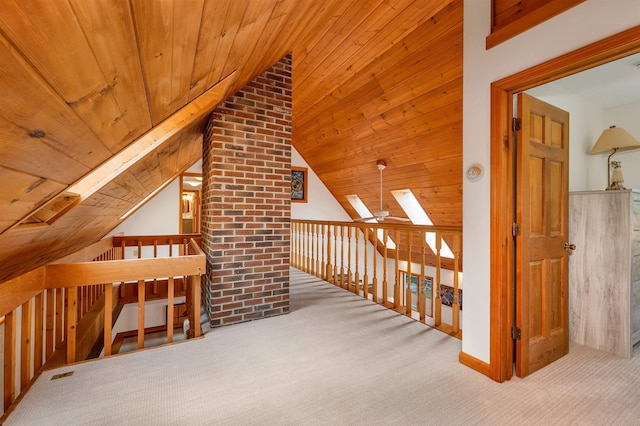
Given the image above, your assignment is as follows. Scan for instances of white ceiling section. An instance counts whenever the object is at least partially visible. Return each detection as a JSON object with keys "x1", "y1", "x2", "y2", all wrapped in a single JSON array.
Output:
[{"x1": 542, "y1": 52, "x2": 640, "y2": 109}]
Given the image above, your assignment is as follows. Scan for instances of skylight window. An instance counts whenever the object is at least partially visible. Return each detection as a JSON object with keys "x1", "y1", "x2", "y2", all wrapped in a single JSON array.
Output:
[
  {"x1": 346, "y1": 194, "x2": 395, "y2": 249},
  {"x1": 391, "y1": 189, "x2": 454, "y2": 258}
]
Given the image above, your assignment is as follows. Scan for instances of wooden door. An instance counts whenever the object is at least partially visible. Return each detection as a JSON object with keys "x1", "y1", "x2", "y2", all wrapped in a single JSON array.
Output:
[{"x1": 515, "y1": 93, "x2": 570, "y2": 377}]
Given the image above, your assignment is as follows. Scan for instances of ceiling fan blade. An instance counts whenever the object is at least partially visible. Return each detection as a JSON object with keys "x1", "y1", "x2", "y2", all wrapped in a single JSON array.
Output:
[
  {"x1": 386, "y1": 216, "x2": 412, "y2": 222},
  {"x1": 354, "y1": 216, "x2": 378, "y2": 222}
]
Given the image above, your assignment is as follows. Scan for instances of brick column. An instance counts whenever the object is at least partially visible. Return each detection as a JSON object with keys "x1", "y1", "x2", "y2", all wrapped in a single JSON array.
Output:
[{"x1": 201, "y1": 54, "x2": 291, "y2": 327}]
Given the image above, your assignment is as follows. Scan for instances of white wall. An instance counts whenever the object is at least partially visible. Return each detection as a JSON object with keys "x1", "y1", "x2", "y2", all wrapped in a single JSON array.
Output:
[
  {"x1": 463, "y1": 0, "x2": 640, "y2": 363},
  {"x1": 110, "y1": 160, "x2": 202, "y2": 238},
  {"x1": 291, "y1": 147, "x2": 352, "y2": 221},
  {"x1": 603, "y1": 102, "x2": 640, "y2": 190},
  {"x1": 109, "y1": 179, "x2": 180, "y2": 237}
]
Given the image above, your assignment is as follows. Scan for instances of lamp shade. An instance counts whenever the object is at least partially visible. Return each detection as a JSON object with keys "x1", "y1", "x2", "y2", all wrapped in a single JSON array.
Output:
[{"x1": 590, "y1": 125, "x2": 640, "y2": 155}]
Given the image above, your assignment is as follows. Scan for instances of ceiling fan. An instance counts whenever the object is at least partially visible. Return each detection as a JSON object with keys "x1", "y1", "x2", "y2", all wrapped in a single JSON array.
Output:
[{"x1": 355, "y1": 160, "x2": 411, "y2": 222}]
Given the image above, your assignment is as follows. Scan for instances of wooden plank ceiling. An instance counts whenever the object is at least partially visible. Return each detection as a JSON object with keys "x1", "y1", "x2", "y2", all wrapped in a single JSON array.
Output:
[{"x1": 0, "y1": 0, "x2": 462, "y2": 284}]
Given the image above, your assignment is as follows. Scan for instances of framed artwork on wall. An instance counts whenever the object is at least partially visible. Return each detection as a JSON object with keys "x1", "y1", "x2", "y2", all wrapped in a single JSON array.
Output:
[
  {"x1": 402, "y1": 272, "x2": 433, "y2": 317},
  {"x1": 291, "y1": 167, "x2": 308, "y2": 202},
  {"x1": 440, "y1": 284, "x2": 462, "y2": 310}
]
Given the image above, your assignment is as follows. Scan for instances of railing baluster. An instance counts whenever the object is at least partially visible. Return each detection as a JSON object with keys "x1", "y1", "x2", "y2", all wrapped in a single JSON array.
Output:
[
  {"x1": 46, "y1": 288, "x2": 55, "y2": 359},
  {"x1": 333, "y1": 225, "x2": 338, "y2": 284},
  {"x1": 315, "y1": 224, "x2": 321, "y2": 278},
  {"x1": 298, "y1": 222, "x2": 302, "y2": 269},
  {"x1": 394, "y1": 229, "x2": 400, "y2": 309},
  {"x1": 309, "y1": 224, "x2": 313, "y2": 275},
  {"x1": 153, "y1": 239, "x2": 158, "y2": 294},
  {"x1": 300, "y1": 223, "x2": 304, "y2": 271},
  {"x1": 311, "y1": 224, "x2": 316, "y2": 276},
  {"x1": 326, "y1": 224, "x2": 332, "y2": 281},
  {"x1": 347, "y1": 227, "x2": 353, "y2": 291},
  {"x1": 137, "y1": 279, "x2": 145, "y2": 350},
  {"x1": 297, "y1": 222, "x2": 302, "y2": 269},
  {"x1": 420, "y1": 230, "x2": 427, "y2": 322},
  {"x1": 34, "y1": 293, "x2": 44, "y2": 371},
  {"x1": 300, "y1": 223, "x2": 307, "y2": 272},
  {"x1": 435, "y1": 232, "x2": 442, "y2": 327},
  {"x1": 363, "y1": 228, "x2": 369, "y2": 299},
  {"x1": 192, "y1": 274, "x2": 202, "y2": 338},
  {"x1": 299, "y1": 223, "x2": 303, "y2": 271},
  {"x1": 300, "y1": 222, "x2": 304, "y2": 270},
  {"x1": 340, "y1": 226, "x2": 345, "y2": 288},
  {"x1": 56, "y1": 288, "x2": 64, "y2": 347},
  {"x1": 84, "y1": 285, "x2": 89, "y2": 316},
  {"x1": 104, "y1": 283, "x2": 113, "y2": 356},
  {"x1": 406, "y1": 231, "x2": 413, "y2": 316},
  {"x1": 354, "y1": 227, "x2": 360, "y2": 295},
  {"x1": 167, "y1": 277, "x2": 174, "y2": 344},
  {"x1": 66, "y1": 287, "x2": 77, "y2": 364},
  {"x1": 4, "y1": 310, "x2": 16, "y2": 411},
  {"x1": 372, "y1": 228, "x2": 378, "y2": 302},
  {"x1": 452, "y1": 234, "x2": 461, "y2": 334},
  {"x1": 321, "y1": 224, "x2": 326, "y2": 280},
  {"x1": 304, "y1": 224, "x2": 312, "y2": 274},
  {"x1": 21, "y1": 299, "x2": 32, "y2": 388},
  {"x1": 382, "y1": 229, "x2": 389, "y2": 305}
]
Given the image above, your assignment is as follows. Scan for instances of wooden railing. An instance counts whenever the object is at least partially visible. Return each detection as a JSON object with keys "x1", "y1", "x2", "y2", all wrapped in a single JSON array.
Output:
[
  {"x1": 291, "y1": 220, "x2": 462, "y2": 336},
  {"x1": 0, "y1": 234, "x2": 205, "y2": 417}
]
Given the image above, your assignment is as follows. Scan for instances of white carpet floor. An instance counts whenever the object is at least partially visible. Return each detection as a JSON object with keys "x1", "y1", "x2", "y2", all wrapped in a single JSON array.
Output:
[{"x1": 6, "y1": 268, "x2": 640, "y2": 425}]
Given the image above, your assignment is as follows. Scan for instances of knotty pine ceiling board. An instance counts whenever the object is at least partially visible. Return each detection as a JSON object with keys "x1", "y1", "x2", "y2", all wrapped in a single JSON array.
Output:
[
  {"x1": 294, "y1": 5, "x2": 461, "y2": 139},
  {"x1": 0, "y1": 33, "x2": 111, "y2": 167},
  {"x1": 200, "y1": 0, "x2": 248, "y2": 94},
  {"x1": 0, "y1": 1, "x2": 145, "y2": 153},
  {"x1": 0, "y1": 116, "x2": 90, "y2": 184},
  {"x1": 189, "y1": 0, "x2": 235, "y2": 100},
  {"x1": 130, "y1": 0, "x2": 204, "y2": 126},
  {"x1": 293, "y1": 0, "x2": 455, "y2": 119},
  {"x1": 0, "y1": 168, "x2": 65, "y2": 223},
  {"x1": 68, "y1": 0, "x2": 153, "y2": 142},
  {"x1": 219, "y1": 1, "x2": 275, "y2": 80}
]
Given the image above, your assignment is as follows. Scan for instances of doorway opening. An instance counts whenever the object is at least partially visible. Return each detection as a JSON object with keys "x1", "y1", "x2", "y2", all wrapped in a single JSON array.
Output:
[
  {"x1": 180, "y1": 173, "x2": 202, "y2": 234},
  {"x1": 489, "y1": 26, "x2": 640, "y2": 383}
]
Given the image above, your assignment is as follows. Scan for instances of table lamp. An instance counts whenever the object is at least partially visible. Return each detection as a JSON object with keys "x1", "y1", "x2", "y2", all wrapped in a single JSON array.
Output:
[{"x1": 589, "y1": 125, "x2": 640, "y2": 190}]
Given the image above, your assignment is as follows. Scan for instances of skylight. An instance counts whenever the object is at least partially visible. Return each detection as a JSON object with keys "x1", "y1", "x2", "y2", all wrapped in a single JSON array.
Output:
[
  {"x1": 346, "y1": 194, "x2": 395, "y2": 249},
  {"x1": 391, "y1": 189, "x2": 454, "y2": 258}
]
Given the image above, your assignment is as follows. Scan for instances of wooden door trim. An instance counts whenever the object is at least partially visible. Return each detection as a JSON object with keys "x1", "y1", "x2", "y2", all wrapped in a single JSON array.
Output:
[{"x1": 488, "y1": 25, "x2": 640, "y2": 382}]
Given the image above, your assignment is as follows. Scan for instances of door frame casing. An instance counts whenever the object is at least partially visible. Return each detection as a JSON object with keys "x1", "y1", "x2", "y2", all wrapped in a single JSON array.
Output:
[{"x1": 488, "y1": 25, "x2": 640, "y2": 383}]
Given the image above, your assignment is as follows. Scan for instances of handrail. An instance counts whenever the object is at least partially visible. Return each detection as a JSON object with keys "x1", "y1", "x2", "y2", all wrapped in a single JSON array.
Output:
[
  {"x1": 291, "y1": 220, "x2": 463, "y2": 337},
  {"x1": 0, "y1": 234, "x2": 205, "y2": 417},
  {"x1": 44, "y1": 255, "x2": 204, "y2": 287}
]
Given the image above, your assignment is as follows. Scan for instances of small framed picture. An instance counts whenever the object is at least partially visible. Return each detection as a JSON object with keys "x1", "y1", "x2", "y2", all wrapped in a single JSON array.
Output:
[{"x1": 291, "y1": 166, "x2": 308, "y2": 202}]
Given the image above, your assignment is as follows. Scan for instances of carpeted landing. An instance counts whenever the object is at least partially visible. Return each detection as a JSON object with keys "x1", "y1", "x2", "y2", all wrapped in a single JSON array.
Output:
[{"x1": 6, "y1": 268, "x2": 640, "y2": 425}]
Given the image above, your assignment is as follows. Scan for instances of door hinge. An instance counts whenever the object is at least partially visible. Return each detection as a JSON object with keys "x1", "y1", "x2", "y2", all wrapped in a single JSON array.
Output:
[
  {"x1": 512, "y1": 117, "x2": 522, "y2": 132},
  {"x1": 512, "y1": 222, "x2": 521, "y2": 237},
  {"x1": 512, "y1": 325, "x2": 521, "y2": 340}
]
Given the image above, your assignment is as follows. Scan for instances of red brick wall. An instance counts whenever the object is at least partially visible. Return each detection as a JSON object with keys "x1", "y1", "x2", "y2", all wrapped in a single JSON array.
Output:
[{"x1": 201, "y1": 54, "x2": 291, "y2": 327}]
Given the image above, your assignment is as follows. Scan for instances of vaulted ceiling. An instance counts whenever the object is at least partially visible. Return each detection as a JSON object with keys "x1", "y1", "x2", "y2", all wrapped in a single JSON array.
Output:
[{"x1": 0, "y1": 0, "x2": 462, "y2": 284}]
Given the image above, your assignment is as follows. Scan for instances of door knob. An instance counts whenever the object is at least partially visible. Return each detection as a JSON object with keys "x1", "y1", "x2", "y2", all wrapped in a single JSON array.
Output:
[{"x1": 564, "y1": 242, "x2": 576, "y2": 252}]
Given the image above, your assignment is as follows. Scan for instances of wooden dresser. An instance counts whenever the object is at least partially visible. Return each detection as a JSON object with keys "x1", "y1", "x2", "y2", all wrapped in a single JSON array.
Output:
[{"x1": 569, "y1": 189, "x2": 640, "y2": 358}]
